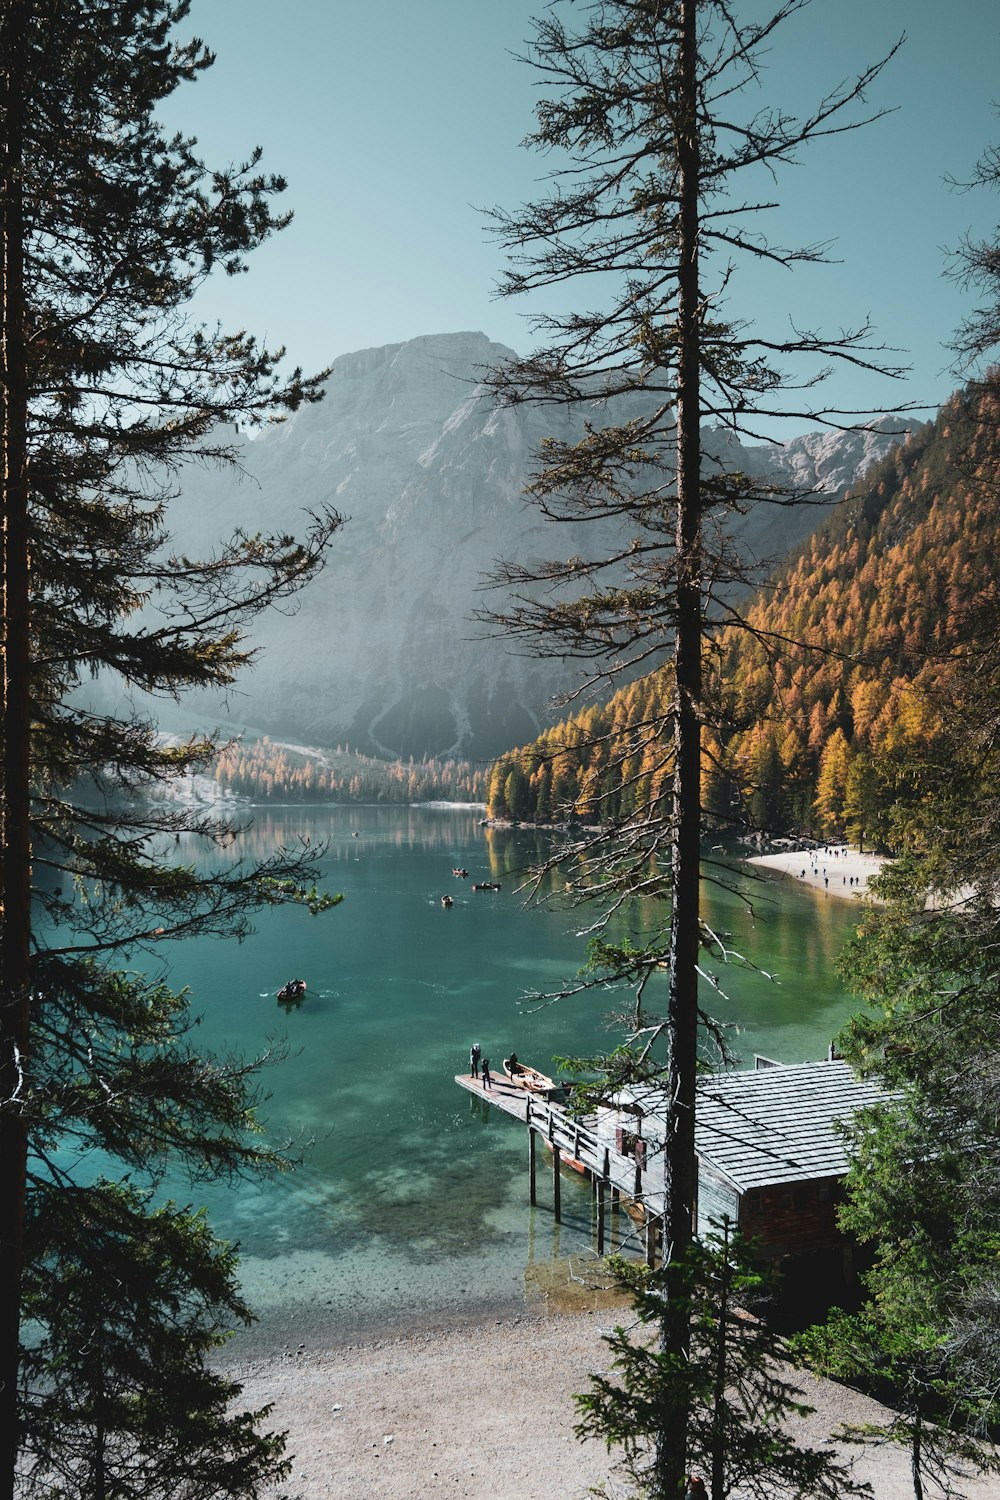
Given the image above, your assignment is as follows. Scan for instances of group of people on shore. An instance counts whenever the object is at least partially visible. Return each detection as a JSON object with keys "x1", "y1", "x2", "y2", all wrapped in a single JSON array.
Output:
[{"x1": 798, "y1": 862, "x2": 863, "y2": 890}]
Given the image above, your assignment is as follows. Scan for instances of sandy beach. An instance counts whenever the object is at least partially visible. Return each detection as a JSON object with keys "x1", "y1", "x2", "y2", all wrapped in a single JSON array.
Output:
[
  {"x1": 748, "y1": 844, "x2": 886, "y2": 902},
  {"x1": 225, "y1": 1309, "x2": 996, "y2": 1500}
]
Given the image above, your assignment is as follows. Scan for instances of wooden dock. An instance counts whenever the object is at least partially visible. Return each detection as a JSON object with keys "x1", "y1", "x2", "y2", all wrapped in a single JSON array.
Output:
[
  {"x1": 455, "y1": 1072, "x2": 660, "y2": 1262},
  {"x1": 455, "y1": 1070, "x2": 537, "y2": 1122}
]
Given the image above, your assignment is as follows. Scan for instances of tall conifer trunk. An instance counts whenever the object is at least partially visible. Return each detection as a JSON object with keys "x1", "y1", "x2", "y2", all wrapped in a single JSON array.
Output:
[
  {"x1": 485, "y1": 1, "x2": 901, "y2": 1488},
  {"x1": 710, "y1": 1222, "x2": 731, "y2": 1500},
  {"x1": 656, "y1": 1, "x2": 702, "y2": 1494},
  {"x1": 0, "y1": 4, "x2": 31, "y2": 1495}
]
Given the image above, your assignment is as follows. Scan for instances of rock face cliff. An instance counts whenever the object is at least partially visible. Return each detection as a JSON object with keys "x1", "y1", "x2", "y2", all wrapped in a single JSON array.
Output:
[{"x1": 159, "y1": 332, "x2": 907, "y2": 760}]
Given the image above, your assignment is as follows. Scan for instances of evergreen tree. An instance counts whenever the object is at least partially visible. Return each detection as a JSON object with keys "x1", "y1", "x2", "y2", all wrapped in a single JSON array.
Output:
[
  {"x1": 949, "y1": 140, "x2": 1000, "y2": 366},
  {"x1": 21, "y1": 1183, "x2": 290, "y2": 1500},
  {"x1": 0, "y1": 4, "x2": 342, "y2": 1494},
  {"x1": 482, "y1": 2, "x2": 901, "y2": 1491},
  {"x1": 801, "y1": 733, "x2": 1000, "y2": 1497},
  {"x1": 796, "y1": 1231, "x2": 1000, "y2": 1500},
  {"x1": 578, "y1": 1222, "x2": 871, "y2": 1500}
]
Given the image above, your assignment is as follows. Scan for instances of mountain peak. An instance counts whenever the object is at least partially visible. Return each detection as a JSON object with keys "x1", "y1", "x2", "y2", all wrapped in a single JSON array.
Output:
[{"x1": 157, "y1": 339, "x2": 907, "y2": 759}]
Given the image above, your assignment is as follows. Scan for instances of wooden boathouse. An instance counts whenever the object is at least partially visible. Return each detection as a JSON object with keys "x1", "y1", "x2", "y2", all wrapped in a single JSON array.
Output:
[{"x1": 456, "y1": 1058, "x2": 886, "y2": 1274}]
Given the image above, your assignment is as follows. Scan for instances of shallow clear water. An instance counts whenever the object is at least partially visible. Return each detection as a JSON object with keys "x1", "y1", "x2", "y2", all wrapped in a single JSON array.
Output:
[{"x1": 131, "y1": 806, "x2": 864, "y2": 1345}]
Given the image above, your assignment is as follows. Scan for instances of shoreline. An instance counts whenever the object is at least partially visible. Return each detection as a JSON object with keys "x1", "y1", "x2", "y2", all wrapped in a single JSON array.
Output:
[
  {"x1": 747, "y1": 844, "x2": 886, "y2": 902},
  {"x1": 222, "y1": 1306, "x2": 996, "y2": 1500},
  {"x1": 224, "y1": 1239, "x2": 637, "y2": 1365}
]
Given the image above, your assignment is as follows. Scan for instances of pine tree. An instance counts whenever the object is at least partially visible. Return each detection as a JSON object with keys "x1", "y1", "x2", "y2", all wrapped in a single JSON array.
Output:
[
  {"x1": 0, "y1": 5, "x2": 342, "y2": 1494},
  {"x1": 578, "y1": 1221, "x2": 871, "y2": 1500},
  {"x1": 801, "y1": 674, "x2": 1000, "y2": 1497},
  {"x1": 481, "y1": 2, "x2": 901, "y2": 1491},
  {"x1": 21, "y1": 1183, "x2": 291, "y2": 1500}
]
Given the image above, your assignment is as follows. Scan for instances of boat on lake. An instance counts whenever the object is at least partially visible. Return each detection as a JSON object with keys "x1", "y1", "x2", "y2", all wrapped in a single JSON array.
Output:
[
  {"x1": 276, "y1": 978, "x2": 307, "y2": 1002},
  {"x1": 503, "y1": 1056, "x2": 555, "y2": 1092}
]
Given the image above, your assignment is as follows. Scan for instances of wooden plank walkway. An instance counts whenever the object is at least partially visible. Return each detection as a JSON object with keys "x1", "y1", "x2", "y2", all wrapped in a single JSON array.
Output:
[
  {"x1": 455, "y1": 1071, "x2": 536, "y2": 1123},
  {"x1": 455, "y1": 1073, "x2": 605, "y2": 1167},
  {"x1": 455, "y1": 1072, "x2": 660, "y2": 1262}
]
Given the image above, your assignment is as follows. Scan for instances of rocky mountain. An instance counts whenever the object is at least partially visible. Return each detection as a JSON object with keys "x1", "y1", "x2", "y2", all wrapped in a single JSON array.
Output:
[{"x1": 139, "y1": 332, "x2": 909, "y2": 760}]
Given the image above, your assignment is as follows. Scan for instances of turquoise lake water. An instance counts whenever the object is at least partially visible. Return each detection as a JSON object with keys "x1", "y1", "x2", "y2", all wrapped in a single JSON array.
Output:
[{"x1": 142, "y1": 805, "x2": 864, "y2": 1348}]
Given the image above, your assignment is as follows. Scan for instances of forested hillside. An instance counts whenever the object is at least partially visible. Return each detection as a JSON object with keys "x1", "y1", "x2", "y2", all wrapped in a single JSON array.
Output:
[
  {"x1": 211, "y1": 738, "x2": 488, "y2": 805},
  {"x1": 487, "y1": 386, "x2": 999, "y2": 844}
]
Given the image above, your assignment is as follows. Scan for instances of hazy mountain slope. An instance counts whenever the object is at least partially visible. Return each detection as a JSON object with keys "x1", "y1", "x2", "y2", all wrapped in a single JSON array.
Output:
[{"x1": 143, "y1": 332, "x2": 907, "y2": 760}]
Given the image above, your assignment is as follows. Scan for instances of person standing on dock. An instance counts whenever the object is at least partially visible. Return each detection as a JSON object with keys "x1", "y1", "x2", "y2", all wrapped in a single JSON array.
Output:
[
  {"x1": 481, "y1": 1056, "x2": 492, "y2": 1090},
  {"x1": 470, "y1": 1042, "x2": 481, "y2": 1079}
]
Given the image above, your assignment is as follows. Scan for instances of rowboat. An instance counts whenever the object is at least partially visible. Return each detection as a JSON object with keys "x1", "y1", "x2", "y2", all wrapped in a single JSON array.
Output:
[
  {"x1": 503, "y1": 1057, "x2": 555, "y2": 1092},
  {"x1": 276, "y1": 978, "x2": 306, "y2": 1003}
]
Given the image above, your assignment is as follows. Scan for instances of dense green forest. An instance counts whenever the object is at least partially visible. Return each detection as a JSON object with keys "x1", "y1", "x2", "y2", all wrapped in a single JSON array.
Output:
[
  {"x1": 211, "y1": 737, "x2": 488, "y2": 804},
  {"x1": 487, "y1": 385, "x2": 1000, "y2": 845}
]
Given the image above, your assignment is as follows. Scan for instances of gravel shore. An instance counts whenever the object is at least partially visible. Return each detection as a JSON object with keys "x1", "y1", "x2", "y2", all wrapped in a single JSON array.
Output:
[{"x1": 224, "y1": 1308, "x2": 996, "y2": 1500}]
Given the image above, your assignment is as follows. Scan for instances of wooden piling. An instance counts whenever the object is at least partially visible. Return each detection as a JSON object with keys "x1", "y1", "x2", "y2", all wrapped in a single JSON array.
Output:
[
  {"x1": 596, "y1": 1147, "x2": 610, "y2": 1255},
  {"x1": 552, "y1": 1141, "x2": 561, "y2": 1223},
  {"x1": 528, "y1": 1127, "x2": 536, "y2": 1206}
]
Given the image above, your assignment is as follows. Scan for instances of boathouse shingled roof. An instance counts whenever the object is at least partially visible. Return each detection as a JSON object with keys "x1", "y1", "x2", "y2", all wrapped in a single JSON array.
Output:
[
  {"x1": 693, "y1": 1060, "x2": 886, "y2": 1192},
  {"x1": 620, "y1": 1060, "x2": 888, "y2": 1193}
]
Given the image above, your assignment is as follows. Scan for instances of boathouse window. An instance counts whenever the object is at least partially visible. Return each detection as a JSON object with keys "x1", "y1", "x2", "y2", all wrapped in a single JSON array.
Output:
[
  {"x1": 616, "y1": 1126, "x2": 647, "y2": 1167},
  {"x1": 817, "y1": 1181, "x2": 832, "y2": 1203},
  {"x1": 792, "y1": 1183, "x2": 812, "y2": 1211}
]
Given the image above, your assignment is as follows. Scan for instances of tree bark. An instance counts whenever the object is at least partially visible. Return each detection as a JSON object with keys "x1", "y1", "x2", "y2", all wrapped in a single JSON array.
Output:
[
  {"x1": 911, "y1": 1413, "x2": 924, "y2": 1500},
  {"x1": 710, "y1": 1222, "x2": 731, "y2": 1500},
  {"x1": 655, "y1": 1, "x2": 702, "y2": 1496},
  {"x1": 0, "y1": 5, "x2": 32, "y2": 1495}
]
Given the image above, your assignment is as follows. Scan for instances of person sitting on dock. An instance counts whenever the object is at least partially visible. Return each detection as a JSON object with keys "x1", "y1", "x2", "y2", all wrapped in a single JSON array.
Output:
[
  {"x1": 507, "y1": 1051, "x2": 522, "y2": 1076},
  {"x1": 481, "y1": 1056, "x2": 492, "y2": 1090},
  {"x1": 470, "y1": 1042, "x2": 481, "y2": 1079}
]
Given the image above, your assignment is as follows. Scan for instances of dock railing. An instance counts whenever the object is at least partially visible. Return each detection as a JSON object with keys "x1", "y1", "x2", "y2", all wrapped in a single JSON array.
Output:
[
  {"x1": 525, "y1": 1094, "x2": 602, "y2": 1171},
  {"x1": 524, "y1": 1093, "x2": 660, "y2": 1260},
  {"x1": 456, "y1": 1073, "x2": 662, "y2": 1262}
]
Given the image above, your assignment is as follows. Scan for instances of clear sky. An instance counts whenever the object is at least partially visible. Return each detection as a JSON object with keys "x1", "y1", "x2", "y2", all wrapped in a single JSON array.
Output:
[{"x1": 168, "y1": 0, "x2": 1000, "y2": 436}]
